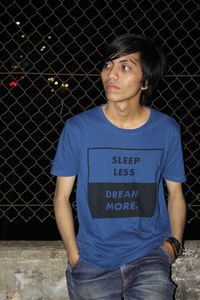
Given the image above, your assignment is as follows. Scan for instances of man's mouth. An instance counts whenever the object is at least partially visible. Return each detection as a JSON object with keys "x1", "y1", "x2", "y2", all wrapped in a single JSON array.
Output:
[{"x1": 106, "y1": 83, "x2": 120, "y2": 90}]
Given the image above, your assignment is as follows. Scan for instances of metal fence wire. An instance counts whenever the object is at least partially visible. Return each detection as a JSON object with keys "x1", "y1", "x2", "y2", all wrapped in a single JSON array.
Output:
[{"x1": 0, "y1": 1, "x2": 199, "y2": 232}]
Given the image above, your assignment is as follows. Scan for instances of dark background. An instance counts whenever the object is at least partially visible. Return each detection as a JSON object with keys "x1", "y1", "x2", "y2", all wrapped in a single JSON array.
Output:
[{"x1": 0, "y1": 0, "x2": 199, "y2": 240}]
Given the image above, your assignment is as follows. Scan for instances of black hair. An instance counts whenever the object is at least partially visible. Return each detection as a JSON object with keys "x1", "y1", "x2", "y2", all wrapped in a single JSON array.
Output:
[{"x1": 102, "y1": 34, "x2": 167, "y2": 105}]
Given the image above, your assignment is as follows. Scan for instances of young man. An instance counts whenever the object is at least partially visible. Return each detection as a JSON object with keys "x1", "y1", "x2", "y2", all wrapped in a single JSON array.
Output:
[{"x1": 51, "y1": 34, "x2": 186, "y2": 300}]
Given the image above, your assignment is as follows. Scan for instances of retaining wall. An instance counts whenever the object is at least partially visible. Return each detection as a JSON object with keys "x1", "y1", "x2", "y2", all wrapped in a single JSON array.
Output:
[{"x1": 0, "y1": 240, "x2": 199, "y2": 300}]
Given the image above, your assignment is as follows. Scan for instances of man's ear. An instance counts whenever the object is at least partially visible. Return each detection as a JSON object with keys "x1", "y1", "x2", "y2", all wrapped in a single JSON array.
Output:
[{"x1": 141, "y1": 80, "x2": 148, "y2": 90}]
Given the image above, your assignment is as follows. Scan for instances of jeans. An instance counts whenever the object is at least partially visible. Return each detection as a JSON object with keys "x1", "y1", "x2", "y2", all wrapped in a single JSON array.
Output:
[{"x1": 66, "y1": 246, "x2": 176, "y2": 300}]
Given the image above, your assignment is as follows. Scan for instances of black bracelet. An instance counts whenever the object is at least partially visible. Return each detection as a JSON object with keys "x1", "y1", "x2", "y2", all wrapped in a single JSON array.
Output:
[{"x1": 165, "y1": 237, "x2": 183, "y2": 260}]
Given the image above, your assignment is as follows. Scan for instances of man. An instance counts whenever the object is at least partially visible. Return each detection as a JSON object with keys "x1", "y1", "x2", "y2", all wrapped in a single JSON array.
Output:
[{"x1": 51, "y1": 34, "x2": 186, "y2": 299}]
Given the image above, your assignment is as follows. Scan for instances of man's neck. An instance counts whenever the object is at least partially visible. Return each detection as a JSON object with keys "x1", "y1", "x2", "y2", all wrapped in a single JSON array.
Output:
[{"x1": 102, "y1": 101, "x2": 150, "y2": 130}]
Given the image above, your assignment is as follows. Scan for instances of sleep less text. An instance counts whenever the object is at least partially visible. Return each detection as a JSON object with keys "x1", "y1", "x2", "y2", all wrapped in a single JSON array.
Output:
[{"x1": 112, "y1": 156, "x2": 140, "y2": 176}]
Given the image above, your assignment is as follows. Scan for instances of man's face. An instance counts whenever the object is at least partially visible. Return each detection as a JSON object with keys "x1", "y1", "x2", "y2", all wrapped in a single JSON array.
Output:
[{"x1": 101, "y1": 52, "x2": 144, "y2": 104}]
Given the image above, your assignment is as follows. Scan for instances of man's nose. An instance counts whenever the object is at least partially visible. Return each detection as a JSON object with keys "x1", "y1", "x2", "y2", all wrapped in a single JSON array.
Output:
[{"x1": 108, "y1": 66, "x2": 119, "y2": 80}]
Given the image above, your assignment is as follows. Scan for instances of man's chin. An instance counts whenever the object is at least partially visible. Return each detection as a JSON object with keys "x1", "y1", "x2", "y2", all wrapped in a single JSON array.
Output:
[
  {"x1": 107, "y1": 98, "x2": 128, "y2": 103},
  {"x1": 105, "y1": 95, "x2": 123, "y2": 102}
]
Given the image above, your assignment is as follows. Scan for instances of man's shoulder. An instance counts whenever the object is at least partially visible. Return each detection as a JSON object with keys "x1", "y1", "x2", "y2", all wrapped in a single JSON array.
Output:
[
  {"x1": 68, "y1": 106, "x2": 100, "y2": 125},
  {"x1": 151, "y1": 107, "x2": 179, "y2": 130}
]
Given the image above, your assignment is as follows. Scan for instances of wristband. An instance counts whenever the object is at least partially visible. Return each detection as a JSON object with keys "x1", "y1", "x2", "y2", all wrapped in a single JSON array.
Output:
[{"x1": 165, "y1": 237, "x2": 183, "y2": 260}]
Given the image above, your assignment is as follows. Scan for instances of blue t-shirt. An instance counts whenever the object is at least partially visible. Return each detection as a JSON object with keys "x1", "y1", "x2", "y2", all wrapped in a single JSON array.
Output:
[{"x1": 51, "y1": 106, "x2": 186, "y2": 270}]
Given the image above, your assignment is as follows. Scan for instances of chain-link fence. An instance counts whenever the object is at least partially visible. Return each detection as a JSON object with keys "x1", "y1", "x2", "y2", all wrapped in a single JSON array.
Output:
[{"x1": 1, "y1": 0, "x2": 199, "y2": 239}]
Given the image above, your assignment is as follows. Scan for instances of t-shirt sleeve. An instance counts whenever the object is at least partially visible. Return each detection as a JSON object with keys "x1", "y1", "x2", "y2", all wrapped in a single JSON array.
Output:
[
  {"x1": 163, "y1": 122, "x2": 186, "y2": 182},
  {"x1": 50, "y1": 121, "x2": 79, "y2": 176}
]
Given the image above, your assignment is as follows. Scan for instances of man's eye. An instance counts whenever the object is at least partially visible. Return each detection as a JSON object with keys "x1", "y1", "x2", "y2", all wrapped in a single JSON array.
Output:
[
  {"x1": 104, "y1": 63, "x2": 111, "y2": 69},
  {"x1": 122, "y1": 65, "x2": 130, "y2": 71}
]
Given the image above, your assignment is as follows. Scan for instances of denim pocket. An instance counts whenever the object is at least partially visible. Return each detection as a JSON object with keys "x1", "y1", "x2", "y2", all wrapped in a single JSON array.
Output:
[
  {"x1": 72, "y1": 257, "x2": 82, "y2": 270},
  {"x1": 67, "y1": 257, "x2": 82, "y2": 272},
  {"x1": 160, "y1": 246, "x2": 172, "y2": 264}
]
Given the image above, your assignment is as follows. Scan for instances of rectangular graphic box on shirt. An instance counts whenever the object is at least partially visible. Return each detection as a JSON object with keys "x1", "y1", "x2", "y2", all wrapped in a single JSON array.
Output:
[
  {"x1": 88, "y1": 182, "x2": 156, "y2": 218},
  {"x1": 87, "y1": 148, "x2": 163, "y2": 219}
]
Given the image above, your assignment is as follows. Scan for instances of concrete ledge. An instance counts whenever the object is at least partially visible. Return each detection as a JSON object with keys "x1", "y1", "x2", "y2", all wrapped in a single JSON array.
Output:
[
  {"x1": 172, "y1": 240, "x2": 200, "y2": 300},
  {"x1": 0, "y1": 240, "x2": 199, "y2": 300},
  {"x1": 0, "y1": 241, "x2": 68, "y2": 300}
]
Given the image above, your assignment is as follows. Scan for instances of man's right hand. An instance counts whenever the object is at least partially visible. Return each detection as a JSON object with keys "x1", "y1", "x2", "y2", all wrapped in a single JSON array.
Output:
[{"x1": 69, "y1": 253, "x2": 80, "y2": 269}]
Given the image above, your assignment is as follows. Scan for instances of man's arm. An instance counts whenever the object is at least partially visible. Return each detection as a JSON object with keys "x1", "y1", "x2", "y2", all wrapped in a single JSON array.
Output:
[
  {"x1": 53, "y1": 176, "x2": 79, "y2": 268},
  {"x1": 163, "y1": 179, "x2": 187, "y2": 261}
]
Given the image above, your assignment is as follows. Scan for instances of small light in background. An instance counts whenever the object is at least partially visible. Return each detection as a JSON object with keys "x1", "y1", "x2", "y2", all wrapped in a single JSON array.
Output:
[
  {"x1": 60, "y1": 83, "x2": 69, "y2": 94},
  {"x1": 16, "y1": 21, "x2": 21, "y2": 25},
  {"x1": 40, "y1": 45, "x2": 47, "y2": 52},
  {"x1": 10, "y1": 81, "x2": 18, "y2": 87},
  {"x1": 48, "y1": 77, "x2": 69, "y2": 94},
  {"x1": 62, "y1": 83, "x2": 69, "y2": 88}
]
